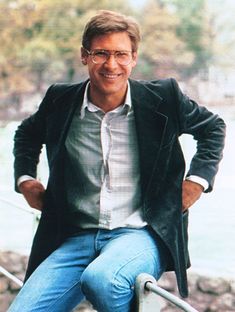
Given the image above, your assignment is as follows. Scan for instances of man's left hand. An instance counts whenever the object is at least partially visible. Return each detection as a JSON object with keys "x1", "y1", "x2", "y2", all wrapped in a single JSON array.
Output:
[{"x1": 182, "y1": 180, "x2": 204, "y2": 212}]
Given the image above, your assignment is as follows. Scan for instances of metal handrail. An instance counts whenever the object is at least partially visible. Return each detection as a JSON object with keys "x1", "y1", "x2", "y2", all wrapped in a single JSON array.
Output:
[
  {"x1": 0, "y1": 196, "x2": 40, "y2": 289},
  {"x1": 0, "y1": 266, "x2": 23, "y2": 287},
  {"x1": 0, "y1": 196, "x2": 41, "y2": 217},
  {"x1": 136, "y1": 273, "x2": 199, "y2": 312},
  {"x1": 1, "y1": 197, "x2": 198, "y2": 311},
  {"x1": 0, "y1": 196, "x2": 40, "y2": 231},
  {"x1": 146, "y1": 281, "x2": 198, "y2": 312}
]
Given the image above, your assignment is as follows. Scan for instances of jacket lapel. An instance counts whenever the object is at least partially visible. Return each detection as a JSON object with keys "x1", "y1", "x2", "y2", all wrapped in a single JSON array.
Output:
[
  {"x1": 47, "y1": 81, "x2": 88, "y2": 209},
  {"x1": 52, "y1": 81, "x2": 88, "y2": 154},
  {"x1": 130, "y1": 79, "x2": 168, "y2": 196}
]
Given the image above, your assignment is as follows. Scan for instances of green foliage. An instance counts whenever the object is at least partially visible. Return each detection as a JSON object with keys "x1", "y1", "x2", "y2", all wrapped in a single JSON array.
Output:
[
  {"x1": 159, "y1": 0, "x2": 213, "y2": 77},
  {"x1": 0, "y1": 0, "x2": 218, "y2": 104},
  {"x1": 0, "y1": 0, "x2": 132, "y2": 101},
  {"x1": 136, "y1": 0, "x2": 195, "y2": 79}
]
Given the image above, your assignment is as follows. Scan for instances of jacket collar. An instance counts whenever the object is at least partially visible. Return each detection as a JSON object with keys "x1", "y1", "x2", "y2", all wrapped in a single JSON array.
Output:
[
  {"x1": 129, "y1": 78, "x2": 168, "y2": 145},
  {"x1": 129, "y1": 79, "x2": 163, "y2": 112}
]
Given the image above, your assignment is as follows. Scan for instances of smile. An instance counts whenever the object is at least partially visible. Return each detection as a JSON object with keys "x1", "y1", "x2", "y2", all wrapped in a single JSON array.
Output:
[{"x1": 101, "y1": 73, "x2": 121, "y2": 79}]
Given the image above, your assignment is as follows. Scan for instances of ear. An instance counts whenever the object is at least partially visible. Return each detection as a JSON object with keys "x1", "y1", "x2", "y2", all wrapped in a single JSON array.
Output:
[
  {"x1": 131, "y1": 52, "x2": 138, "y2": 68},
  {"x1": 81, "y1": 47, "x2": 88, "y2": 65}
]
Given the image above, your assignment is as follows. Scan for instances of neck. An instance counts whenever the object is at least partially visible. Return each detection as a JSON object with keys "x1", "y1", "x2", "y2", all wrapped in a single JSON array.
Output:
[
  {"x1": 88, "y1": 84, "x2": 128, "y2": 113},
  {"x1": 90, "y1": 95, "x2": 125, "y2": 112}
]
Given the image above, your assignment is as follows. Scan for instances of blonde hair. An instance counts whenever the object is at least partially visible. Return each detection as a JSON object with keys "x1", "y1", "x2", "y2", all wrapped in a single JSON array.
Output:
[{"x1": 82, "y1": 10, "x2": 141, "y2": 52}]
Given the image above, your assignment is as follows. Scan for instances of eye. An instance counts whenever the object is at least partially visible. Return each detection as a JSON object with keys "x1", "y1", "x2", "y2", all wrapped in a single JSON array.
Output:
[
  {"x1": 94, "y1": 50, "x2": 108, "y2": 57},
  {"x1": 116, "y1": 51, "x2": 129, "y2": 57}
]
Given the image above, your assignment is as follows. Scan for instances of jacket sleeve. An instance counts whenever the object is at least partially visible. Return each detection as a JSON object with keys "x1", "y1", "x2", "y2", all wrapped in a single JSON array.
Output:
[
  {"x1": 171, "y1": 78, "x2": 226, "y2": 192},
  {"x1": 13, "y1": 85, "x2": 55, "y2": 192}
]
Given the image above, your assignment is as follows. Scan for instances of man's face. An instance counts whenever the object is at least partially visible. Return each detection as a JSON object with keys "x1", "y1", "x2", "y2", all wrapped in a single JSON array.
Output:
[{"x1": 81, "y1": 32, "x2": 137, "y2": 103}]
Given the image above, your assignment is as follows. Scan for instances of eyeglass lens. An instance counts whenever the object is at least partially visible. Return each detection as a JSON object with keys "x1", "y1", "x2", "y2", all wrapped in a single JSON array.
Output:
[{"x1": 91, "y1": 50, "x2": 132, "y2": 65}]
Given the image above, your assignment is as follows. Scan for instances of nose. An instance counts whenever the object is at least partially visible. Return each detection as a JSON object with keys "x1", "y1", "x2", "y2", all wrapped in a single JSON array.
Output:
[{"x1": 103, "y1": 54, "x2": 118, "y2": 68}]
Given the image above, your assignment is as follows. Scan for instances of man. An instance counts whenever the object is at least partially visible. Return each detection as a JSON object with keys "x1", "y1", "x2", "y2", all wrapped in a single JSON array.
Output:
[{"x1": 9, "y1": 10, "x2": 225, "y2": 312}]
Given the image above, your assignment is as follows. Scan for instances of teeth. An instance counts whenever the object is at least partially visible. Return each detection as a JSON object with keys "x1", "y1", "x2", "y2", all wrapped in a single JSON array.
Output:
[{"x1": 103, "y1": 74, "x2": 118, "y2": 78}]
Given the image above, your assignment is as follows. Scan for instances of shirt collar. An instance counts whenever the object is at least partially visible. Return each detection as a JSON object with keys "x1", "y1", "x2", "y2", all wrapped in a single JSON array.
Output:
[{"x1": 80, "y1": 81, "x2": 132, "y2": 119}]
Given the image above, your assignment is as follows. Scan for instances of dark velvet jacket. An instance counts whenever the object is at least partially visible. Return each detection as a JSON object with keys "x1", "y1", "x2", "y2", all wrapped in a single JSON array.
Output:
[{"x1": 13, "y1": 78, "x2": 226, "y2": 297}]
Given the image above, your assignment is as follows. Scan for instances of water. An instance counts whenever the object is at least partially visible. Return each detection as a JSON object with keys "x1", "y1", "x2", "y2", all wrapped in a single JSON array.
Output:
[
  {"x1": 183, "y1": 107, "x2": 235, "y2": 279},
  {"x1": 0, "y1": 107, "x2": 234, "y2": 279}
]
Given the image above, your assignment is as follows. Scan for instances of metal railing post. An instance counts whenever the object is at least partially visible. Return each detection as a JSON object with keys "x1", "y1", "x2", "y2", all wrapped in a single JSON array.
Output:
[
  {"x1": 135, "y1": 274, "x2": 162, "y2": 312},
  {"x1": 135, "y1": 273, "x2": 199, "y2": 312}
]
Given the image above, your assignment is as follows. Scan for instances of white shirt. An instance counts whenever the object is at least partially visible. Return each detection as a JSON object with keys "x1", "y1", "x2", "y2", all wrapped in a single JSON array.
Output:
[{"x1": 64, "y1": 82, "x2": 147, "y2": 229}]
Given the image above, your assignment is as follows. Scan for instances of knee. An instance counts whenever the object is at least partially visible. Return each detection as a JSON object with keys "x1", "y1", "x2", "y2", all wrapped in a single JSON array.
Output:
[
  {"x1": 81, "y1": 266, "x2": 134, "y2": 312},
  {"x1": 80, "y1": 266, "x2": 112, "y2": 298},
  {"x1": 80, "y1": 266, "x2": 132, "y2": 307}
]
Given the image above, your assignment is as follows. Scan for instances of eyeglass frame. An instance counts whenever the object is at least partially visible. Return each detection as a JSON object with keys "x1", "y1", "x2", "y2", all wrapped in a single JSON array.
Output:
[{"x1": 83, "y1": 48, "x2": 135, "y2": 66}]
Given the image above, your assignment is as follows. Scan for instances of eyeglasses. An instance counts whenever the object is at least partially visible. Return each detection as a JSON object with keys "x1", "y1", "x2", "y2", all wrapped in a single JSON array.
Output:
[{"x1": 84, "y1": 49, "x2": 134, "y2": 66}]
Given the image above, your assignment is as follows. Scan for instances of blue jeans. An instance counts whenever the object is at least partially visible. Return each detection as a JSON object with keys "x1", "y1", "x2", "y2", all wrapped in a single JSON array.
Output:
[{"x1": 8, "y1": 226, "x2": 168, "y2": 312}]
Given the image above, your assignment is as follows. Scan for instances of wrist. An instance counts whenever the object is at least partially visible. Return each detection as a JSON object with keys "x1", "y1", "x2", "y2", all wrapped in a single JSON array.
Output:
[
  {"x1": 185, "y1": 175, "x2": 209, "y2": 192},
  {"x1": 17, "y1": 175, "x2": 36, "y2": 188}
]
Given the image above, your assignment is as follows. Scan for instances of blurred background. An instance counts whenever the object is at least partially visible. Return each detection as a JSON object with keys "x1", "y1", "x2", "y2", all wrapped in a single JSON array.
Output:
[{"x1": 0, "y1": 0, "x2": 234, "y2": 279}]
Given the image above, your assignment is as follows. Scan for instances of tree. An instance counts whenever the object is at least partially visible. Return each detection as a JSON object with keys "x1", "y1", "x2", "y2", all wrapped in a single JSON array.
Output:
[
  {"x1": 206, "y1": 0, "x2": 235, "y2": 69},
  {"x1": 29, "y1": 0, "x2": 132, "y2": 82},
  {"x1": 160, "y1": 0, "x2": 213, "y2": 77},
  {"x1": 0, "y1": 0, "x2": 37, "y2": 107},
  {"x1": 0, "y1": 0, "x2": 132, "y2": 110},
  {"x1": 135, "y1": 0, "x2": 194, "y2": 79}
]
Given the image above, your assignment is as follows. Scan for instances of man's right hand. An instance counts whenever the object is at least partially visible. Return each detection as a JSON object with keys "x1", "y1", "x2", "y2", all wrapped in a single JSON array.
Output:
[{"x1": 19, "y1": 180, "x2": 45, "y2": 211}]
